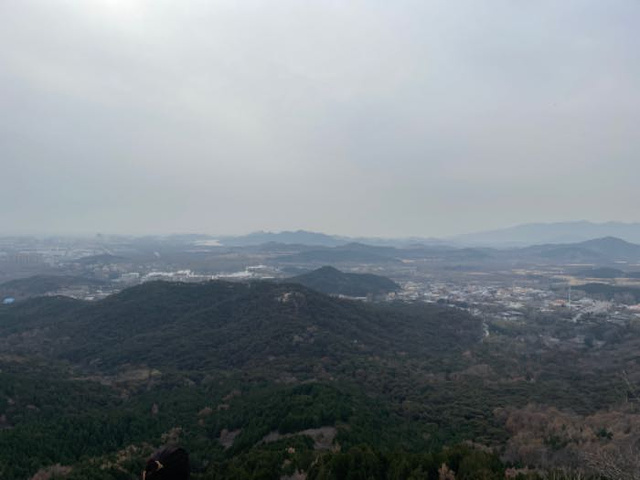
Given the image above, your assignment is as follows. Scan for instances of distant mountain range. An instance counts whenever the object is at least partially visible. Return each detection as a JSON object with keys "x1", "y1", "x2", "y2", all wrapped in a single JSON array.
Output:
[
  {"x1": 218, "y1": 230, "x2": 347, "y2": 247},
  {"x1": 213, "y1": 222, "x2": 640, "y2": 248},
  {"x1": 276, "y1": 242, "x2": 402, "y2": 265},
  {"x1": 265, "y1": 236, "x2": 640, "y2": 267},
  {"x1": 216, "y1": 230, "x2": 447, "y2": 248},
  {"x1": 513, "y1": 236, "x2": 640, "y2": 265},
  {"x1": 451, "y1": 221, "x2": 640, "y2": 246}
]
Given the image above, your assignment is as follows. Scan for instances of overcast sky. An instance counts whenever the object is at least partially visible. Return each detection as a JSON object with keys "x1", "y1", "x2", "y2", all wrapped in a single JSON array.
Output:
[{"x1": 1, "y1": 0, "x2": 638, "y2": 237}]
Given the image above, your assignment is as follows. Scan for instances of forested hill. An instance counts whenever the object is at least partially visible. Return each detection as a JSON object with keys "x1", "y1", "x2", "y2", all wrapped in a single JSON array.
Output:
[
  {"x1": 0, "y1": 280, "x2": 480, "y2": 373},
  {"x1": 288, "y1": 266, "x2": 400, "y2": 297},
  {"x1": 2, "y1": 280, "x2": 639, "y2": 479}
]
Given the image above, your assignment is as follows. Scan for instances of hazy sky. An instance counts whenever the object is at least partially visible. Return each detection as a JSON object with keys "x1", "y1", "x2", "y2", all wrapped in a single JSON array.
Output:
[{"x1": 1, "y1": 0, "x2": 639, "y2": 237}]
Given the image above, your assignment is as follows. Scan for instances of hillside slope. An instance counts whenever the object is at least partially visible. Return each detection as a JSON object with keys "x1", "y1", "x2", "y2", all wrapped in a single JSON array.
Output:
[
  {"x1": 0, "y1": 280, "x2": 480, "y2": 372},
  {"x1": 452, "y1": 221, "x2": 640, "y2": 246},
  {"x1": 1, "y1": 281, "x2": 639, "y2": 479},
  {"x1": 515, "y1": 237, "x2": 640, "y2": 264},
  {"x1": 288, "y1": 266, "x2": 400, "y2": 297}
]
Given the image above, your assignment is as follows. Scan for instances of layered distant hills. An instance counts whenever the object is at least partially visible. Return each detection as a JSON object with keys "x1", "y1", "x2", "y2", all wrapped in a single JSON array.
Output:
[
  {"x1": 451, "y1": 221, "x2": 640, "y2": 246},
  {"x1": 276, "y1": 242, "x2": 401, "y2": 265},
  {"x1": 514, "y1": 236, "x2": 640, "y2": 264},
  {"x1": 263, "y1": 236, "x2": 640, "y2": 266},
  {"x1": 218, "y1": 230, "x2": 347, "y2": 247},
  {"x1": 213, "y1": 222, "x2": 640, "y2": 248},
  {"x1": 5, "y1": 224, "x2": 640, "y2": 479}
]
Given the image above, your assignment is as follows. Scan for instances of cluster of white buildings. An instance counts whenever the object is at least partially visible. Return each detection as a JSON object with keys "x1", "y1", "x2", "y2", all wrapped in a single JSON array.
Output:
[{"x1": 395, "y1": 279, "x2": 640, "y2": 325}]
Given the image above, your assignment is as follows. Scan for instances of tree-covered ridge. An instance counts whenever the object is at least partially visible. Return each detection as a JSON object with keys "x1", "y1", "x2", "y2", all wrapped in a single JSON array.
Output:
[
  {"x1": 576, "y1": 282, "x2": 640, "y2": 304},
  {"x1": 0, "y1": 280, "x2": 481, "y2": 372},
  {"x1": 288, "y1": 266, "x2": 399, "y2": 297},
  {"x1": 1, "y1": 280, "x2": 639, "y2": 479}
]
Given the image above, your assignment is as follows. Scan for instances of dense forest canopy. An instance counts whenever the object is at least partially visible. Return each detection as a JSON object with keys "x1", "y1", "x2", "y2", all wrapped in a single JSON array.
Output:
[
  {"x1": 1, "y1": 280, "x2": 639, "y2": 479},
  {"x1": 287, "y1": 266, "x2": 400, "y2": 297}
]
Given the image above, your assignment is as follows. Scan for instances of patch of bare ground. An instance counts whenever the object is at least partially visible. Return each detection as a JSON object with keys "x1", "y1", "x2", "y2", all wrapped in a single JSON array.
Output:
[
  {"x1": 198, "y1": 406, "x2": 213, "y2": 417},
  {"x1": 73, "y1": 366, "x2": 161, "y2": 390},
  {"x1": 29, "y1": 464, "x2": 72, "y2": 480},
  {"x1": 260, "y1": 426, "x2": 338, "y2": 451},
  {"x1": 496, "y1": 403, "x2": 640, "y2": 477},
  {"x1": 0, "y1": 354, "x2": 31, "y2": 363},
  {"x1": 281, "y1": 471, "x2": 307, "y2": 480},
  {"x1": 219, "y1": 428, "x2": 242, "y2": 449},
  {"x1": 96, "y1": 443, "x2": 154, "y2": 474},
  {"x1": 161, "y1": 427, "x2": 183, "y2": 444},
  {"x1": 223, "y1": 389, "x2": 241, "y2": 402}
]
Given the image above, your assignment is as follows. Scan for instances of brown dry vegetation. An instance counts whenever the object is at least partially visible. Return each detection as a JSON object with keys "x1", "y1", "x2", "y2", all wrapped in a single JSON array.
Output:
[{"x1": 497, "y1": 403, "x2": 640, "y2": 477}]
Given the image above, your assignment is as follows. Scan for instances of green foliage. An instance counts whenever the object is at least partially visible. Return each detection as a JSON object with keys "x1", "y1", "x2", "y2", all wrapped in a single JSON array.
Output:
[
  {"x1": 577, "y1": 283, "x2": 640, "y2": 304},
  {"x1": 289, "y1": 266, "x2": 399, "y2": 297},
  {"x1": 0, "y1": 280, "x2": 483, "y2": 375},
  {"x1": 307, "y1": 445, "x2": 504, "y2": 480},
  {"x1": 0, "y1": 280, "x2": 636, "y2": 479}
]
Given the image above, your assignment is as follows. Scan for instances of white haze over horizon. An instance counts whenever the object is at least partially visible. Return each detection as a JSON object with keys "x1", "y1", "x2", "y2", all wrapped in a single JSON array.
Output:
[{"x1": 1, "y1": 0, "x2": 639, "y2": 237}]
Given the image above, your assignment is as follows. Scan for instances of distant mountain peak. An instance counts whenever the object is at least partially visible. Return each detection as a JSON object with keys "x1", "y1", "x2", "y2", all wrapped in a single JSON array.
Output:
[
  {"x1": 580, "y1": 236, "x2": 634, "y2": 246},
  {"x1": 288, "y1": 266, "x2": 399, "y2": 297},
  {"x1": 452, "y1": 221, "x2": 640, "y2": 247},
  {"x1": 218, "y1": 230, "x2": 348, "y2": 247},
  {"x1": 314, "y1": 265, "x2": 341, "y2": 274}
]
